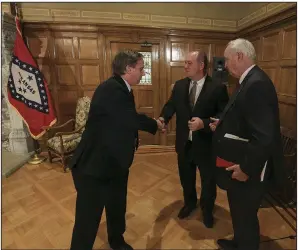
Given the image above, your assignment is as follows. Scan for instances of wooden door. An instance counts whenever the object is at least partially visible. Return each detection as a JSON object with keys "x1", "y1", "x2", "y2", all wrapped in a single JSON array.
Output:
[{"x1": 107, "y1": 41, "x2": 160, "y2": 146}]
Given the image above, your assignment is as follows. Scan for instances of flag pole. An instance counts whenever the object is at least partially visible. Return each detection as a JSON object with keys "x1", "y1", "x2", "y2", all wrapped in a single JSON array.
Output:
[
  {"x1": 28, "y1": 139, "x2": 46, "y2": 165},
  {"x1": 12, "y1": 3, "x2": 46, "y2": 165}
]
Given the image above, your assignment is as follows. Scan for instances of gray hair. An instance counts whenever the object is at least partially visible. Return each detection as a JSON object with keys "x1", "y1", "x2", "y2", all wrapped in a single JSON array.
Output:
[
  {"x1": 226, "y1": 38, "x2": 256, "y2": 62},
  {"x1": 112, "y1": 50, "x2": 143, "y2": 75}
]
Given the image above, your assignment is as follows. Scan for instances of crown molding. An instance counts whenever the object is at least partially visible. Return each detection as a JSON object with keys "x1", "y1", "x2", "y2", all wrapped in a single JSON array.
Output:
[
  {"x1": 238, "y1": 5, "x2": 296, "y2": 36},
  {"x1": 1, "y1": 2, "x2": 296, "y2": 32},
  {"x1": 237, "y1": 2, "x2": 296, "y2": 30}
]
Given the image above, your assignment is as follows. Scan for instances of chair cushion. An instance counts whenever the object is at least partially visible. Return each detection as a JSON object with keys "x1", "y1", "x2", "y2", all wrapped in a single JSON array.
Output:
[{"x1": 47, "y1": 133, "x2": 81, "y2": 154}]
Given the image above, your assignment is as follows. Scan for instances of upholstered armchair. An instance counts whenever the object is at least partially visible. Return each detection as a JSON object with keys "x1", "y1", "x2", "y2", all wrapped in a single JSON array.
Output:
[{"x1": 43, "y1": 96, "x2": 91, "y2": 171}]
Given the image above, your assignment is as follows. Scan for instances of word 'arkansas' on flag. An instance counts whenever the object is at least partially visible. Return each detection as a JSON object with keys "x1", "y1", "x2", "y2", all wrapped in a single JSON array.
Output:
[{"x1": 7, "y1": 16, "x2": 57, "y2": 139}]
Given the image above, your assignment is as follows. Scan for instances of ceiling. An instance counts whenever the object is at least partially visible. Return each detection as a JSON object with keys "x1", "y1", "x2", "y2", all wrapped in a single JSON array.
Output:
[{"x1": 19, "y1": 2, "x2": 269, "y2": 21}]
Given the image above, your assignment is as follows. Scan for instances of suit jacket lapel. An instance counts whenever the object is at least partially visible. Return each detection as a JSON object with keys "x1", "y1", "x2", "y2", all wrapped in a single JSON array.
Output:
[
  {"x1": 184, "y1": 78, "x2": 192, "y2": 115},
  {"x1": 112, "y1": 74, "x2": 131, "y2": 96},
  {"x1": 218, "y1": 66, "x2": 257, "y2": 125}
]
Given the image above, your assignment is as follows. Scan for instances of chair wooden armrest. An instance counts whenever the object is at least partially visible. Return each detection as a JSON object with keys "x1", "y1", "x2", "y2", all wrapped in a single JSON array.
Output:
[
  {"x1": 43, "y1": 119, "x2": 76, "y2": 140},
  {"x1": 43, "y1": 119, "x2": 75, "y2": 131},
  {"x1": 55, "y1": 124, "x2": 85, "y2": 137}
]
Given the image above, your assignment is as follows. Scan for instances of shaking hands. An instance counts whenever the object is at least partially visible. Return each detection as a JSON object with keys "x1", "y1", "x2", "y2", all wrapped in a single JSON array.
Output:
[
  {"x1": 156, "y1": 116, "x2": 219, "y2": 133},
  {"x1": 155, "y1": 117, "x2": 167, "y2": 133}
]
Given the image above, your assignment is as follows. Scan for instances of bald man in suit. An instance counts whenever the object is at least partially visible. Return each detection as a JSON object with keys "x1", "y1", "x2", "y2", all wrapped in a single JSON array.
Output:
[{"x1": 159, "y1": 50, "x2": 229, "y2": 228}]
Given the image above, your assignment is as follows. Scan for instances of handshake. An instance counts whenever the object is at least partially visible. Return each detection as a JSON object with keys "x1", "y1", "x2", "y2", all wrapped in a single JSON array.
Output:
[
  {"x1": 154, "y1": 117, "x2": 167, "y2": 133},
  {"x1": 155, "y1": 116, "x2": 206, "y2": 133},
  {"x1": 154, "y1": 116, "x2": 220, "y2": 133}
]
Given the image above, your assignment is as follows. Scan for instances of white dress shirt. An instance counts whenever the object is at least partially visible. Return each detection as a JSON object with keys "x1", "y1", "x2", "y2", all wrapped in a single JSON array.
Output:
[
  {"x1": 239, "y1": 64, "x2": 266, "y2": 181},
  {"x1": 239, "y1": 64, "x2": 256, "y2": 84},
  {"x1": 188, "y1": 75, "x2": 206, "y2": 141}
]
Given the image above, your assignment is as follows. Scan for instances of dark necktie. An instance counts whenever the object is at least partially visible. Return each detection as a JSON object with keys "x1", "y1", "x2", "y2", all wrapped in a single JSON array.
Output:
[
  {"x1": 130, "y1": 90, "x2": 139, "y2": 150},
  {"x1": 189, "y1": 81, "x2": 197, "y2": 109}
]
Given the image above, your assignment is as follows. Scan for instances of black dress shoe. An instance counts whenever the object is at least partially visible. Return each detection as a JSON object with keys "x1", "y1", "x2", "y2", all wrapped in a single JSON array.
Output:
[
  {"x1": 178, "y1": 205, "x2": 197, "y2": 219},
  {"x1": 111, "y1": 242, "x2": 134, "y2": 250},
  {"x1": 217, "y1": 239, "x2": 237, "y2": 249},
  {"x1": 203, "y1": 213, "x2": 214, "y2": 228}
]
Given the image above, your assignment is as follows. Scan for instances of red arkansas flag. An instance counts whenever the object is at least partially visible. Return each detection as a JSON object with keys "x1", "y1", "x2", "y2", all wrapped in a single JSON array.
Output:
[{"x1": 7, "y1": 16, "x2": 57, "y2": 139}]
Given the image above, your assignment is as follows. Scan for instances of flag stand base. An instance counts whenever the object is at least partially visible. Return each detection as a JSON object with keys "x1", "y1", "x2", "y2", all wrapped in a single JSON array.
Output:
[{"x1": 28, "y1": 153, "x2": 46, "y2": 165}]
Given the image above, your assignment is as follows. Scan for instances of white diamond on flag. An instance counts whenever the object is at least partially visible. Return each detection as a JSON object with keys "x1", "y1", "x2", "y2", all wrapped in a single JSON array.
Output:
[{"x1": 11, "y1": 61, "x2": 42, "y2": 105}]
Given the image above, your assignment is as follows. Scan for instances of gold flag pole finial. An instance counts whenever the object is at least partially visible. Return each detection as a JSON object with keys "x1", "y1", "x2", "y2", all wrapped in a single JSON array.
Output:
[{"x1": 14, "y1": 3, "x2": 18, "y2": 18}]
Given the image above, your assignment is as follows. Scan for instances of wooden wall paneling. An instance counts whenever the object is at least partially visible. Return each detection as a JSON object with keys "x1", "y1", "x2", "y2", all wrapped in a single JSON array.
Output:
[
  {"x1": 151, "y1": 43, "x2": 161, "y2": 144},
  {"x1": 156, "y1": 39, "x2": 167, "y2": 145},
  {"x1": 98, "y1": 32, "x2": 105, "y2": 93},
  {"x1": 53, "y1": 32, "x2": 78, "y2": 123},
  {"x1": 22, "y1": 11, "x2": 296, "y2": 144},
  {"x1": 278, "y1": 23, "x2": 297, "y2": 131},
  {"x1": 165, "y1": 37, "x2": 191, "y2": 145},
  {"x1": 77, "y1": 32, "x2": 102, "y2": 99},
  {"x1": 261, "y1": 30, "x2": 280, "y2": 62},
  {"x1": 47, "y1": 30, "x2": 60, "y2": 125},
  {"x1": 281, "y1": 24, "x2": 296, "y2": 60}
]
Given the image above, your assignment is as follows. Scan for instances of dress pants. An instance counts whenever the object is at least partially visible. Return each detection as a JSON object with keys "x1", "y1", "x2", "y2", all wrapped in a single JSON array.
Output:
[
  {"x1": 177, "y1": 141, "x2": 216, "y2": 214},
  {"x1": 70, "y1": 168, "x2": 129, "y2": 250},
  {"x1": 227, "y1": 180, "x2": 265, "y2": 250}
]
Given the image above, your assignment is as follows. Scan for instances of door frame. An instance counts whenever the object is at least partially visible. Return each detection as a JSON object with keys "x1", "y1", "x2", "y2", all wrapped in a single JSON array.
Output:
[{"x1": 102, "y1": 31, "x2": 167, "y2": 145}]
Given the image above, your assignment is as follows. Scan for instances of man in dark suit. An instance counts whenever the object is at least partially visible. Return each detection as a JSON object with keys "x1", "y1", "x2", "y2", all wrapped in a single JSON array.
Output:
[
  {"x1": 158, "y1": 51, "x2": 229, "y2": 228},
  {"x1": 210, "y1": 39, "x2": 285, "y2": 250},
  {"x1": 68, "y1": 50, "x2": 163, "y2": 250}
]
